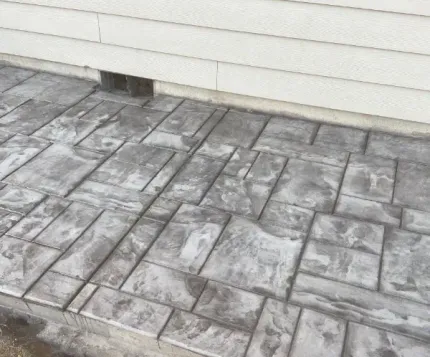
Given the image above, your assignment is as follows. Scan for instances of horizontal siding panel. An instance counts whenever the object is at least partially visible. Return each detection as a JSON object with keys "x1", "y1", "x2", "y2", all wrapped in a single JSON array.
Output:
[
  {"x1": 0, "y1": 28, "x2": 217, "y2": 90},
  {"x1": 0, "y1": 1, "x2": 100, "y2": 41},
  {"x1": 4, "y1": 0, "x2": 430, "y2": 55},
  {"x1": 290, "y1": 0, "x2": 430, "y2": 17},
  {"x1": 218, "y1": 62, "x2": 430, "y2": 124},
  {"x1": 100, "y1": 14, "x2": 430, "y2": 91}
]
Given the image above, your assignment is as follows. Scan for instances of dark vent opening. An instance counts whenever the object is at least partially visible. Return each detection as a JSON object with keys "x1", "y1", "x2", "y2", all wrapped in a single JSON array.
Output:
[{"x1": 100, "y1": 71, "x2": 154, "y2": 97}]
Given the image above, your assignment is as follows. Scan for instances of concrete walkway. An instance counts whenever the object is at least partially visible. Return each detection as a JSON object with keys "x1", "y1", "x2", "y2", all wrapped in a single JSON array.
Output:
[{"x1": 0, "y1": 65, "x2": 430, "y2": 357}]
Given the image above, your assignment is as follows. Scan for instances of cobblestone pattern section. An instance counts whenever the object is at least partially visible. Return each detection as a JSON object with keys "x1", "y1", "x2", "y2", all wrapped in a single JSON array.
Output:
[{"x1": 0, "y1": 67, "x2": 430, "y2": 356}]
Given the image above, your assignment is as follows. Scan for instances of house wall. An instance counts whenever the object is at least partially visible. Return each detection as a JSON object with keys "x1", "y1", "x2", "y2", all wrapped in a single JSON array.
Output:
[{"x1": 1, "y1": 0, "x2": 430, "y2": 124}]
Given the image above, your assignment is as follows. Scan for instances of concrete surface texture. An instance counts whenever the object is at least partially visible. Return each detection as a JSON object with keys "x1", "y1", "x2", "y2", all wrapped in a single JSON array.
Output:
[{"x1": 0, "y1": 65, "x2": 430, "y2": 356}]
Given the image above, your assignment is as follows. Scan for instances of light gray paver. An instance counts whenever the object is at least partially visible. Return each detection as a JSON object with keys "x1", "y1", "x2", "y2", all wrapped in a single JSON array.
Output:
[
  {"x1": 300, "y1": 240, "x2": 380, "y2": 289},
  {"x1": 310, "y1": 214, "x2": 384, "y2": 255},
  {"x1": 0, "y1": 66, "x2": 35, "y2": 92},
  {"x1": 0, "y1": 134, "x2": 49, "y2": 180},
  {"x1": 341, "y1": 154, "x2": 396, "y2": 203},
  {"x1": 51, "y1": 211, "x2": 136, "y2": 280},
  {"x1": 223, "y1": 148, "x2": 258, "y2": 178},
  {"x1": 367, "y1": 132, "x2": 430, "y2": 165},
  {"x1": 81, "y1": 287, "x2": 172, "y2": 338},
  {"x1": 345, "y1": 322, "x2": 430, "y2": 357},
  {"x1": 0, "y1": 94, "x2": 28, "y2": 117},
  {"x1": 5, "y1": 144, "x2": 104, "y2": 196},
  {"x1": 260, "y1": 116, "x2": 318, "y2": 144},
  {"x1": 6, "y1": 73, "x2": 96, "y2": 106},
  {"x1": 25, "y1": 271, "x2": 84, "y2": 308},
  {"x1": 202, "y1": 175, "x2": 272, "y2": 218},
  {"x1": 90, "y1": 158, "x2": 157, "y2": 191},
  {"x1": 95, "y1": 105, "x2": 167, "y2": 142},
  {"x1": 142, "y1": 130, "x2": 198, "y2": 152},
  {"x1": 394, "y1": 160, "x2": 430, "y2": 212},
  {"x1": 289, "y1": 309, "x2": 346, "y2": 357},
  {"x1": 314, "y1": 124, "x2": 368, "y2": 153},
  {"x1": 0, "y1": 185, "x2": 45, "y2": 215},
  {"x1": 381, "y1": 228, "x2": 430, "y2": 304},
  {"x1": 7, "y1": 197, "x2": 70, "y2": 241},
  {"x1": 207, "y1": 110, "x2": 269, "y2": 148},
  {"x1": 2, "y1": 69, "x2": 430, "y2": 353},
  {"x1": 402, "y1": 208, "x2": 430, "y2": 235},
  {"x1": 91, "y1": 218, "x2": 164, "y2": 289},
  {"x1": 245, "y1": 152, "x2": 287, "y2": 185},
  {"x1": 335, "y1": 195, "x2": 401, "y2": 226},
  {"x1": 0, "y1": 99, "x2": 66, "y2": 135},
  {"x1": 291, "y1": 273, "x2": 430, "y2": 340},
  {"x1": 0, "y1": 236, "x2": 61, "y2": 297},
  {"x1": 145, "y1": 204, "x2": 229, "y2": 274},
  {"x1": 157, "y1": 100, "x2": 215, "y2": 137},
  {"x1": 162, "y1": 155, "x2": 224, "y2": 204},
  {"x1": 35, "y1": 202, "x2": 101, "y2": 250},
  {"x1": 122, "y1": 261, "x2": 206, "y2": 310},
  {"x1": 254, "y1": 135, "x2": 348, "y2": 167},
  {"x1": 68, "y1": 180, "x2": 154, "y2": 215},
  {"x1": 194, "y1": 280, "x2": 264, "y2": 331},
  {"x1": 160, "y1": 310, "x2": 250, "y2": 357},
  {"x1": 272, "y1": 158, "x2": 343, "y2": 212},
  {"x1": 201, "y1": 217, "x2": 306, "y2": 299},
  {"x1": 246, "y1": 299, "x2": 300, "y2": 357},
  {"x1": 260, "y1": 201, "x2": 314, "y2": 233}
]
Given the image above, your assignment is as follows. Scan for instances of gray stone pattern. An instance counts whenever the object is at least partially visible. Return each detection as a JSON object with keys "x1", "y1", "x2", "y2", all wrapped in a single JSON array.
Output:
[{"x1": 0, "y1": 66, "x2": 430, "y2": 357}]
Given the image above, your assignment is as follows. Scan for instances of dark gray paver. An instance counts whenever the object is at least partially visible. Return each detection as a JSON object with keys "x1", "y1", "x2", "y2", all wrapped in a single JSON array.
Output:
[
  {"x1": 142, "y1": 130, "x2": 198, "y2": 152},
  {"x1": 114, "y1": 142, "x2": 173, "y2": 169},
  {"x1": 272, "y1": 158, "x2": 343, "y2": 212},
  {"x1": 341, "y1": 154, "x2": 396, "y2": 203},
  {"x1": 201, "y1": 217, "x2": 305, "y2": 299},
  {"x1": 0, "y1": 185, "x2": 45, "y2": 214},
  {"x1": 381, "y1": 228, "x2": 430, "y2": 304},
  {"x1": 245, "y1": 152, "x2": 287, "y2": 185},
  {"x1": 314, "y1": 124, "x2": 368, "y2": 153},
  {"x1": 195, "y1": 140, "x2": 235, "y2": 161},
  {"x1": 394, "y1": 160, "x2": 430, "y2": 211}
]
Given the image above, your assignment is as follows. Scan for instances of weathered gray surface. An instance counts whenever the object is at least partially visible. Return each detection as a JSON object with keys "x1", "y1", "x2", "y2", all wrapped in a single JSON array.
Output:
[{"x1": 1, "y1": 68, "x2": 430, "y2": 356}]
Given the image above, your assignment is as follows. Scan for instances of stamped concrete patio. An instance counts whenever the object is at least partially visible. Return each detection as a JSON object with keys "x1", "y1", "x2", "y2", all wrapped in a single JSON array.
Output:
[{"x1": 0, "y1": 65, "x2": 430, "y2": 357}]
